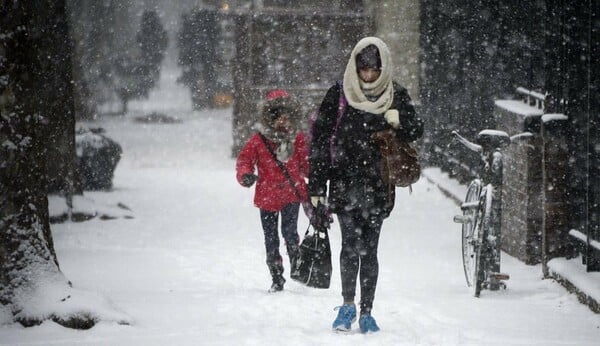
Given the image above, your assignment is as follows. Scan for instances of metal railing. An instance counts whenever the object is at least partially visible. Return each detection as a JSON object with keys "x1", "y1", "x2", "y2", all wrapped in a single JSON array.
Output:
[{"x1": 516, "y1": 87, "x2": 547, "y2": 111}]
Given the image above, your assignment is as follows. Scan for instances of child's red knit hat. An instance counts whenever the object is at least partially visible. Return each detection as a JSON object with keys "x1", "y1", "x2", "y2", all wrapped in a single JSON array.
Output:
[{"x1": 265, "y1": 89, "x2": 290, "y2": 101}]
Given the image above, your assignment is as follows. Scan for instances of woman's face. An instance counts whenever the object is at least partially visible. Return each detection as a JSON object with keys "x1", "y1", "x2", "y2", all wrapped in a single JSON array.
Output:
[{"x1": 358, "y1": 67, "x2": 381, "y2": 83}]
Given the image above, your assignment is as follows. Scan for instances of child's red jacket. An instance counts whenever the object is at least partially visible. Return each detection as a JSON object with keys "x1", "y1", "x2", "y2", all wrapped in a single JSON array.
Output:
[{"x1": 236, "y1": 132, "x2": 309, "y2": 211}]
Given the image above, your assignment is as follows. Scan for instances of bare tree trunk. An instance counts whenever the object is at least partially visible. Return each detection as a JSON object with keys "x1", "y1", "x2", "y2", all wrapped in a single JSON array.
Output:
[
  {"x1": 43, "y1": 0, "x2": 82, "y2": 196},
  {"x1": 0, "y1": 0, "x2": 122, "y2": 329},
  {"x1": 0, "y1": 0, "x2": 65, "y2": 319}
]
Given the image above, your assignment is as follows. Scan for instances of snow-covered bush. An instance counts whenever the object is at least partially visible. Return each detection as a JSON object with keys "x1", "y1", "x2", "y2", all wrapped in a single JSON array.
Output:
[{"x1": 76, "y1": 127, "x2": 122, "y2": 191}]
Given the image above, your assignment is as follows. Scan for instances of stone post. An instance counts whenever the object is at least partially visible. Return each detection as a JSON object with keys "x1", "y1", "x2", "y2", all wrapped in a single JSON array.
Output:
[
  {"x1": 540, "y1": 114, "x2": 572, "y2": 276},
  {"x1": 494, "y1": 100, "x2": 544, "y2": 264}
]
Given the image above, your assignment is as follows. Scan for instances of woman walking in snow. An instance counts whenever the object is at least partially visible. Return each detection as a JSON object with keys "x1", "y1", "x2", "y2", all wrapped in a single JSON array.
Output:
[
  {"x1": 309, "y1": 37, "x2": 424, "y2": 332},
  {"x1": 236, "y1": 90, "x2": 309, "y2": 293}
]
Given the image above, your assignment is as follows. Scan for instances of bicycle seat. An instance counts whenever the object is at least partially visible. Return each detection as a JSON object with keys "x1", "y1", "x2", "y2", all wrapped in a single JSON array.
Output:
[{"x1": 476, "y1": 130, "x2": 510, "y2": 151}]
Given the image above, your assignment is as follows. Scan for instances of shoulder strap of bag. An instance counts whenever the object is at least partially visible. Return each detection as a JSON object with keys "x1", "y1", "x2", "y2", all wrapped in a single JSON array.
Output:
[{"x1": 258, "y1": 133, "x2": 304, "y2": 202}]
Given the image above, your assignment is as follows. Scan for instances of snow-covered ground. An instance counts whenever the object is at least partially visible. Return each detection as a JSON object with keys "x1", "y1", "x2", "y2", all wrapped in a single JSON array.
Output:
[{"x1": 1, "y1": 68, "x2": 599, "y2": 346}]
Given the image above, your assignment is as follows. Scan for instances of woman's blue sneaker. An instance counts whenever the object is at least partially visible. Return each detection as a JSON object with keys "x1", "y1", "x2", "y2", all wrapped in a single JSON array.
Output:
[
  {"x1": 359, "y1": 314, "x2": 380, "y2": 333},
  {"x1": 332, "y1": 304, "x2": 356, "y2": 331}
]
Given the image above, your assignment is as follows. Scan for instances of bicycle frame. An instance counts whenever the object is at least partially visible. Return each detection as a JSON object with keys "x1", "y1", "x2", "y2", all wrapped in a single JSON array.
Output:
[{"x1": 452, "y1": 130, "x2": 513, "y2": 296}]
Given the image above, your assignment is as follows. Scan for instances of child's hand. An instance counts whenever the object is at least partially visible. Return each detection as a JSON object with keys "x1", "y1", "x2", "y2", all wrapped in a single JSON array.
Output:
[{"x1": 241, "y1": 174, "x2": 257, "y2": 187}]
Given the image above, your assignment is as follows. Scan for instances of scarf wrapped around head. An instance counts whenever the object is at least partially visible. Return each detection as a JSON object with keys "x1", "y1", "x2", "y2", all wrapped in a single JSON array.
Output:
[
  {"x1": 342, "y1": 37, "x2": 394, "y2": 114},
  {"x1": 258, "y1": 89, "x2": 301, "y2": 162}
]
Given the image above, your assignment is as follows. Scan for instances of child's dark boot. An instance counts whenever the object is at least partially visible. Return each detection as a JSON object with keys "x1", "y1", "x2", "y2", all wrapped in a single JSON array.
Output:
[{"x1": 267, "y1": 262, "x2": 285, "y2": 293}]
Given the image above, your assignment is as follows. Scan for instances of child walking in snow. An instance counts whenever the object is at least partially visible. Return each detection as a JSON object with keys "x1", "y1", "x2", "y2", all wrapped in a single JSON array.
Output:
[{"x1": 236, "y1": 90, "x2": 309, "y2": 293}]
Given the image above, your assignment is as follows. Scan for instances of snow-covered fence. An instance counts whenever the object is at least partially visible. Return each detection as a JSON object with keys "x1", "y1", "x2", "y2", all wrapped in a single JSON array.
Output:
[{"x1": 515, "y1": 87, "x2": 547, "y2": 111}]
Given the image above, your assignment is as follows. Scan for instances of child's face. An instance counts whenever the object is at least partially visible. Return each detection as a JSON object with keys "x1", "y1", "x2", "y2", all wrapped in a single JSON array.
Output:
[{"x1": 273, "y1": 114, "x2": 292, "y2": 133}]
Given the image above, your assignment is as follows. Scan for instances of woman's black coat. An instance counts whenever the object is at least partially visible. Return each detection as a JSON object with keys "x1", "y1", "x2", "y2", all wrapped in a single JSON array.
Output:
[{"x1": 308, "y1": 82, "x2": 424, "y2": 218}]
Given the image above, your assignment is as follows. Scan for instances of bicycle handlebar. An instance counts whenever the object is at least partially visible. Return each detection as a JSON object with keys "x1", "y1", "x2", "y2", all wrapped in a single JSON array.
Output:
[
  {"x1": 452, "y1": 130, "x2": 533, "y2": 153},
  {"x1": 509, "y1": 132, "x2": 533, "y2": 142},
  {"x1": 451, "y1": 130, "x2": 482, "y2": 153}
]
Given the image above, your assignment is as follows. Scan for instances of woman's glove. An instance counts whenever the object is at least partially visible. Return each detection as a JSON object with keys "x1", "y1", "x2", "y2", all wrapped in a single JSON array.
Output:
[
  {"x1": 310, "y1": 196, "x2": 326, "y2": 208},
  {"x1": 384, "y1": 109, "x2": 401, "y2": 129},
  {"x1": 241, "y1": 174, "x2": 257, "y2": 187}
]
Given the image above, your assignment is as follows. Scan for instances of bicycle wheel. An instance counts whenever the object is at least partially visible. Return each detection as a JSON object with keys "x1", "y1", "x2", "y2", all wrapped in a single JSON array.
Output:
[
  {"x1": 473, "y1": 184, "x2": 494, "y2": 297},
  {"x1": 461, "y1": 179, "x2": 482, "y2": 288}
]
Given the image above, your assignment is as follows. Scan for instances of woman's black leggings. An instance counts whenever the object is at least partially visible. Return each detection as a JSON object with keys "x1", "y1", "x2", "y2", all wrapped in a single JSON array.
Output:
[{"x1": 338, "y1": 211, "x2": 383, "y2": 315}]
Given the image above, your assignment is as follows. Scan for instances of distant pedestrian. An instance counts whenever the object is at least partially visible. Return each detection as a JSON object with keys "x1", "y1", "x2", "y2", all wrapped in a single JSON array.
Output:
[
  {"x1": 309, "y1": 37, "x2": 424, "y2": 332},
  {"x1": 236, "y1": 89, "x2": 309, "y2": 293}
]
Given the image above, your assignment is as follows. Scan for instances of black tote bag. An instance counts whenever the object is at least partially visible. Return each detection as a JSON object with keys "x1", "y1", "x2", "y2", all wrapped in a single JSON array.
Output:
[{"x1": 291, "y1": 224, "x2": 332, "y2": 289}]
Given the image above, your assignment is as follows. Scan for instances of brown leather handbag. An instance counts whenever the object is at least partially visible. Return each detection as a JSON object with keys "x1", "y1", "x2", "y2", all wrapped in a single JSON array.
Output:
[{"x1": 372, "y1": 129, "x2": 421, "y2": 188}]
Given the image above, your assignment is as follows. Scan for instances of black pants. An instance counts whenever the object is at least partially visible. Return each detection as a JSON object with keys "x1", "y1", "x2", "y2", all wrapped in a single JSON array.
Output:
[
  {"x1": 260, "y1": 202, "x2": 300, "y2": 270},
  {"x1": 338, "y1": 211, "x2": 383, "y2": 315}
]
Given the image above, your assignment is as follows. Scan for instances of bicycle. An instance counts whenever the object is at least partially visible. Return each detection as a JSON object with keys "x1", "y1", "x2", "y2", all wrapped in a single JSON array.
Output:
[{"x1": 452, "y1": 129, "x2": 532, "y2": 297}]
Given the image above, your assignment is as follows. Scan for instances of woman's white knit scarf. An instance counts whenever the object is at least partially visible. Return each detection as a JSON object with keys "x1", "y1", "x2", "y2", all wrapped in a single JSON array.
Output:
[{"x1": 342, "y1": 37, "x2": 394, "y2": 115}]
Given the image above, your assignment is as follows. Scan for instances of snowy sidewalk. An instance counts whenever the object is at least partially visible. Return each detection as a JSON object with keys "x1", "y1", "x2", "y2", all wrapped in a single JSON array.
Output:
[{"x1": 1, "y1": 69, "x2": 599, "y2": 345}]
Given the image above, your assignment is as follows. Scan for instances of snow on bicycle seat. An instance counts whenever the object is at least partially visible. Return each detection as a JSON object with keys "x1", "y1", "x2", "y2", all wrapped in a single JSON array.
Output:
[{"x1": 476, "y1": 130, "x2": 510, "y2": 151}]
